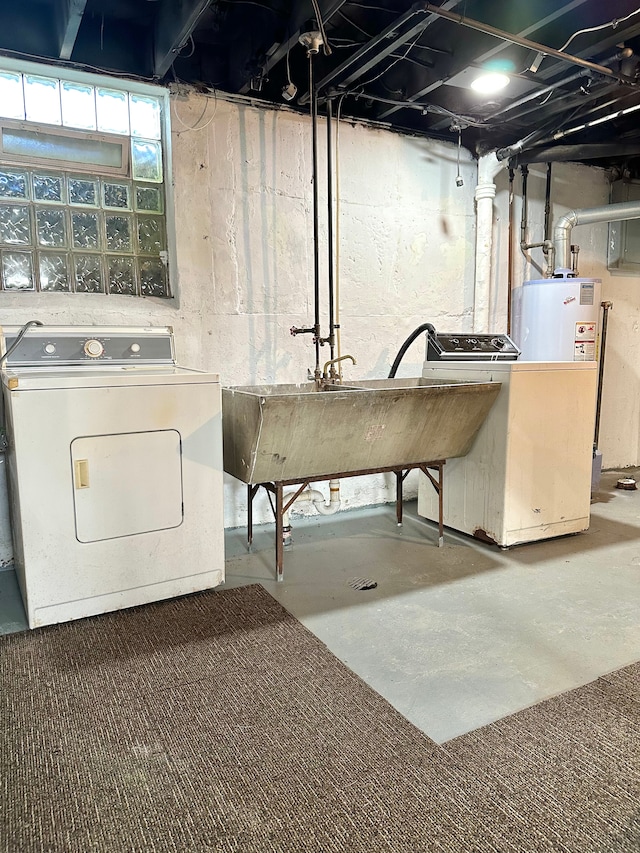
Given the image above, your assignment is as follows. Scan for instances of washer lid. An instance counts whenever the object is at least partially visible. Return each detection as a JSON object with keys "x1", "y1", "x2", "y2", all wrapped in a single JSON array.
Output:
[{"x1": 2, "y1": 364, "x2": 219, "y2": 391}]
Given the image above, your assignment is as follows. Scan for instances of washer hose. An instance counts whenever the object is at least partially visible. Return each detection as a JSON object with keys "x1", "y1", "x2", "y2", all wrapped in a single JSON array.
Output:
[{"x1": 388, "y1": 323, "x2": 436, "y2": 378}]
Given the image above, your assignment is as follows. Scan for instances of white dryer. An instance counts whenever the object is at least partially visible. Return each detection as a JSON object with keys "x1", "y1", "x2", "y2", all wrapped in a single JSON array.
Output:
[{"x1": 1, "y1": 324, "x2": 224, "y2": 628}]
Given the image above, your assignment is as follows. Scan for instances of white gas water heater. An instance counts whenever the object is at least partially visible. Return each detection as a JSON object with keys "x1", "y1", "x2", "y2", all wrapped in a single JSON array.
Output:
[{"x1": 512, "y1": 275, "x2": 602, "y2": 362}]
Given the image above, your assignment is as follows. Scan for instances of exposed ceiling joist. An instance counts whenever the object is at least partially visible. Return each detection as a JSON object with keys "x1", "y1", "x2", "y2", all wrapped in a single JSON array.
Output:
[
  {"x1": 154, "y1": 0, "x2": 211, "y2": 78},
  {"x1": 533, "y1": 21, "x2": 640, "y2": 83},
  {"x1": 238, "y1": 0, "x2": 350, "y2": 95},
  {"x1": 421, "y1": 3, "x2": 636, "y2": 84},
  {"x1": 58, "y1": 0, "x2": 88, "y2": 60},
  {"x1": 299, "y1": 0, "x2": 462, "y2": 104},
  {"x1": 378, "y1": 0, "x2": 593, "y2": 121}
]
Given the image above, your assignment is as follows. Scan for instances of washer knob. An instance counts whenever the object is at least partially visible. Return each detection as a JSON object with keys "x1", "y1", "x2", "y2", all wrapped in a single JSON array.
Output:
[
  {"x1": 84, "y1": 339, "x2": 104, "y2": 358},
  {"x1": 44, "y1": 343, "x2": 56, "y2": 355},
  {"x1": 130, "y1": 343, "x2": 141, "y2": 353}
]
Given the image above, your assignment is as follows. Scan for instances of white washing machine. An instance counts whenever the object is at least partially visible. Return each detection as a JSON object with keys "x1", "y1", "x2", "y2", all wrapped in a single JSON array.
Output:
[
  {"x1": 1, "y1": 324, "x2": 224, "y2": 628},
  {"x1": 418, "y1": 358, "x2": 598, "y2": 547}
]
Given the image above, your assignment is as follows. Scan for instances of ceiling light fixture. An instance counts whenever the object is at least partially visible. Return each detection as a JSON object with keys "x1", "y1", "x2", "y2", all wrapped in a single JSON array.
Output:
[{"x1": 470, "y1": 71, "x2": 510, "y2": 94}]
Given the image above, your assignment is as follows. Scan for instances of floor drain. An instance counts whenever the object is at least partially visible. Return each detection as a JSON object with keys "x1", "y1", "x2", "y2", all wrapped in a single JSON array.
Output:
[{"x1": 349, "y1": 577, "x2": 378, "y2": 591}]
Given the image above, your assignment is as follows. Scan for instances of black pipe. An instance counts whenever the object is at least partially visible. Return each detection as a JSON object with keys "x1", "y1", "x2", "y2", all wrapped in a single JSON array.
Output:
[
  {"x1": 510, "y1": 143, "x2": 640, "y2": 168},
  {"x1": 388, "y1": 323, "x2": 435, "y2": 378},
  {"x1": 507, "y1": 167, "x2": 514, "y2": 336},
  {"x1": 310, "y1": 54, "x2": 321, "y2": 380},
  {"x1": 326, "y1": 98, "x2": 336, "y2": 369},
  {"x1": 594, "y1": 301, "x2": 613, "y2": 450},
  {"x1": 520, "y1": 165, "x2": 529, "y2": 251},
  {"x1": 544, "y1": 163, "x2": 552, "y2": 243}
]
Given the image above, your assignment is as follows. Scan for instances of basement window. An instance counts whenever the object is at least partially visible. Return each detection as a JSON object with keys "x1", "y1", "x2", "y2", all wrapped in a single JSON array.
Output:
[{"x1": 0, "y1": 64, "x2": 172, "y2": 298}]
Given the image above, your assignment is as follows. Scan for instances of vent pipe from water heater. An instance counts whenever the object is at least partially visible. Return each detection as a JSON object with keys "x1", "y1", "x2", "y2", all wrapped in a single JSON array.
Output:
[
  {"x1": 514, "y1": 200, "x2": 640, "y2": 361},
  {"x1": 553, "y1": 199, "x2": 640, "y2": 273}
]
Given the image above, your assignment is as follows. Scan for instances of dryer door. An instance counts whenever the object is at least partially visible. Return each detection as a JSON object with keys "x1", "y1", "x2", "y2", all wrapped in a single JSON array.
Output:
[{"x1": 71, "y1": 430, "x2": 183, "y2": 543}]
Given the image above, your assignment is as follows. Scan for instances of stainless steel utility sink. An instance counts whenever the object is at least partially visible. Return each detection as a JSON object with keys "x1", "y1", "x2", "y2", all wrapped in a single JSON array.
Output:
[{"x1": 222, "y1": 377, "x2": 501, "y2": 483}]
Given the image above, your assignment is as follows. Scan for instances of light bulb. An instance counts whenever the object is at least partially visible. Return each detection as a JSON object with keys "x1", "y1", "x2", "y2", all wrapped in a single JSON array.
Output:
[{"x1": 470, "y1": 72, "x2": 510, "y2": 94}]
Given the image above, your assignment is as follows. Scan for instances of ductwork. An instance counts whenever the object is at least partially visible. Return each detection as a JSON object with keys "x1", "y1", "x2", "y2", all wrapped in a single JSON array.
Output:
[{"x1": 554, "y1": 200, "x2": 640, "y2": 273}]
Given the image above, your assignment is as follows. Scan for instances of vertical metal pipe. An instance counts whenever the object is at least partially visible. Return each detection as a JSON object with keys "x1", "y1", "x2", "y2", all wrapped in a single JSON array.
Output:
[
  {"x1": 507, "y1": 167, "x2": 514, "y2": 335},
  {"x1": 520, "y1": 165, "x2": 529, "y2": 250},
  {"x1": 326, "y1": 99, "x2": 336, "y2": 369},
  {"x1": 310, "y1": 55, "x2": 321, "y2": 380},
  {"x1": 594, "y1": 301, "x2": 612, "y2": 450},
  {"x1": 543, "y1": 162, "x2": 552, "y2": 242}
]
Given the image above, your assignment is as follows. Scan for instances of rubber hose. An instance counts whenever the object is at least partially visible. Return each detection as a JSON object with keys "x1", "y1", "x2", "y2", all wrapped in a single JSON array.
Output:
[{"x1": 388, "y1": 323, "x2": 436, "y2": 378}]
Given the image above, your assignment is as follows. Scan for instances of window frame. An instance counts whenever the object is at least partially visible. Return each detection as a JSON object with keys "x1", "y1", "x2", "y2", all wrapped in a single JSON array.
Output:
[
  {"x1": 0, "y1": 119, "x2": 130, "y2": 176},
  {"x1": 0, "y1": 57, "x2": 176, "y2": 300}
]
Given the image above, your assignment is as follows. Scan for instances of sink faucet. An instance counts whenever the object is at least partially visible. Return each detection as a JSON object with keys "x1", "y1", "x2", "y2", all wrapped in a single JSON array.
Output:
[{"x1": 322, "y1": 354, "x2": 356, "y2": 383}]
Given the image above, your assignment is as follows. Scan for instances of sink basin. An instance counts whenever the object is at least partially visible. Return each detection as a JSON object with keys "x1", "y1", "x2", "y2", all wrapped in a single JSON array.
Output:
[{"x1": 222, "y1": 377, "x2": 501, "y2": 484}]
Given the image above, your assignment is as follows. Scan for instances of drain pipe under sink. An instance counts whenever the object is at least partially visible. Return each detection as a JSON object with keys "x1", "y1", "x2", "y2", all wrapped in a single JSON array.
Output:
[{"x1": 282, "y1": 480, "x2": 341, "y2": 546}]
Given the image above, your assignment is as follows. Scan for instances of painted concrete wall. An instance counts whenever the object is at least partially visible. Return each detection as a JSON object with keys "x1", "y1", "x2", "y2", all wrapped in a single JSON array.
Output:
[{"x1": 0, "y1": 91, "x2": 478, "y2": 563}]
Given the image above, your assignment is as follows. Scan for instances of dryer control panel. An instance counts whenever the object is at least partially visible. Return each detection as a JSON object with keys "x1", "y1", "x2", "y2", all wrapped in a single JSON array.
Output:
[{"x1": 0, "y1": 325, "x2": 175, "y2": 366}]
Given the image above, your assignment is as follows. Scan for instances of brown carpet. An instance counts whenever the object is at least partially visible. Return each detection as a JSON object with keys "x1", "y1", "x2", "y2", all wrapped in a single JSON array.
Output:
[{"x1": 1, "y1": 584, "x2": 638, "y2": 853}]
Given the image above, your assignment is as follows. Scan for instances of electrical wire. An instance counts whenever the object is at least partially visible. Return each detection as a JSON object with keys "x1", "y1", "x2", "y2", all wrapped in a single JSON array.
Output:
[
  {"x1": 217, "y1": 0, "x2": 278, "y2": 7},
  {"x1": 345, "y1": 90, "x2": 488, "y2": 128},
  {"x1": 532, "y1": 7, "x2": 640, "y2": 73},
  {"x1": 285, "y1": 42, "x2": 293, "y2": 87},
  {"x1": 171, "y1": 89, "x2": 218, "y2": 132},
  {"x1": 0, "y1": 46, "x2": 162, "y2": 84},
  {"x1": 350, "y1": 31, "x2": 422, "y2": 91},
  {"x1": 0, "y1": 321, "x2": 43, "y2": 365},
  {"x1": 344, "y1": 2, "x2": 396, "y2": 11},
  {"x1": 337, "y1": 10, "x2": 373, "y2": 39},
  {"x1": 179, "y1": 35, "x2": 196, "y2": 59},
  {"x1": 356, "y1": 29, "x2": 425, "y2": 88},
  {"x1": 558, "y1": 7, "x2": 640, "y2": 53},
  {"x1": 310, "y1": 0, "x2": 333, "y2": 55},
  {"x1": 331, "y1": 38, "x2": 433, "y2": 69}
]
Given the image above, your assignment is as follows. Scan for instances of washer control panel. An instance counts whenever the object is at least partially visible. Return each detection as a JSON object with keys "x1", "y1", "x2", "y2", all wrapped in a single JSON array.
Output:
[
  {"x1": 426, "y1": 332, "x2": 520, "y2": 361},
  {"x1": 0, "y1": 326, "x2": 175, "y2": 366}
]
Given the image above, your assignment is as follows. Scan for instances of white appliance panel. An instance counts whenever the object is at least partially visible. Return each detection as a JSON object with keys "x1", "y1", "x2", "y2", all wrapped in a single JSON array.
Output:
[
  {"x1": 418, "y1": 361, "x2": 598, "y2": 547},
  {"x1": 72, "y1": 431, "x2": 183, "y2": 543}
]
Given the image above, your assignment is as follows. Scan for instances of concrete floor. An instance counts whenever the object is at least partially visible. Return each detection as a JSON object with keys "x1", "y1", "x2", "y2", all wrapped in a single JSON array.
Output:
[{"x1": 2, "y1": 467, "x2": 639, "y2": 743}]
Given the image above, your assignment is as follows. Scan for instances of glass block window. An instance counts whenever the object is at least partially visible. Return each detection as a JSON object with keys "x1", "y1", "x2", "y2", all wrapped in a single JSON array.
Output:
[
  {"x1": 0, "y1": 66, "x2": 170, "y2": 298},
  {"x1": 0, "y1": 168, "x2": 168, "y2": 295}
]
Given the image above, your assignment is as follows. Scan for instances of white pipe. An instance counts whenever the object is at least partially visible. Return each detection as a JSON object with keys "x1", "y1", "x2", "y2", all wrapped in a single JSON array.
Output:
[
  {"x1": 554, "y1": 200, "x2": 640, "y2": 273},
  {"x1": 283, "y1": 479, "x2": 341, "y2": 531},
  {"x1": 473, "y1": 152, "x2": 504, "y2": 332}
]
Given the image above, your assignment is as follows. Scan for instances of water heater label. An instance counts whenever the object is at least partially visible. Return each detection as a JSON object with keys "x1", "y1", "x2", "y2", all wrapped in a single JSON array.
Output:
[
  {"x1": 580, "y1": 282, "x2": 595, "y2": 305},
  {"x1": 574, "y1": 322, "x2": 596, "y2": 361}
]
